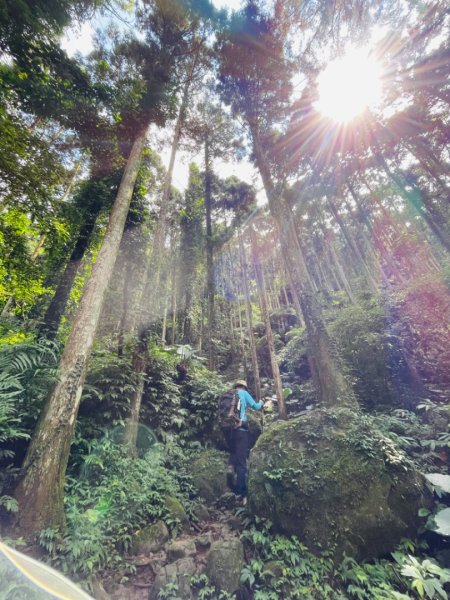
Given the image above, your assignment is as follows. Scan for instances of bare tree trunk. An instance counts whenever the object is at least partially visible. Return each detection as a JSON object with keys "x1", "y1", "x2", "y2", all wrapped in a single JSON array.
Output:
[
  {"x1": 14, "y1": 127, "x2": 149, "y2": 538},
  {"x1": 324, "y1": 193, "x2": 379, "y2": 293},
  {"x1": 238, "y1": 230, "x2": 261, "y2": 402},
  {"x1": 122, "y1": 72, "x2": 195, "y2": 453},
  {"x1": 170, "y1": 244, "x2": 178, "y2": 346},
  {"x1": 204, "y1": 139, "x2": 215, "y2": 370},
  {"x1": 39, "y1": 205, "x2": 101, "y2": 340},
  {"x1": 250, "y1": 226, "x2": 286, "y2": 419},
  {"x1": 251, "y1": 131, "x2": 356, "y2": 409},
  {"x1": 161, "y1": 295, "x2": 168, "y2": 345},
  {"x1": 235, "y1": 281, "x2": 249, "y2": 379}
]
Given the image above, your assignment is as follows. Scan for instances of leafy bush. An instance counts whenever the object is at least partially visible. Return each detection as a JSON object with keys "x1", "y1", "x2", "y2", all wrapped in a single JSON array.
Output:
[
  {"x1": 0, "y1": 337, "x2": 59, "y2": 515},
  {"x1": 41, "y1": 436, "x2": 193, "y2": 579},
  {"x1": 327, "y1": 297, "x2": 400, "y2": 409},
  {"x1": 240, "y1": 517, "x2": 450, "y2": 600},
  {"x1": 79, "y1": 345, "x2": 141, "y2": 426}
]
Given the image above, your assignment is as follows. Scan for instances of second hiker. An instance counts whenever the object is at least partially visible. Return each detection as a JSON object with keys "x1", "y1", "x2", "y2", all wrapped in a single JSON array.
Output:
[{"x1": 220, "y1": 379, "x2": 264, "y2": 501}]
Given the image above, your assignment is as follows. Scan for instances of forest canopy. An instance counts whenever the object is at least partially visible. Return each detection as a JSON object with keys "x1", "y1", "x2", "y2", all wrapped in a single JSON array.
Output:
[{"x1": 0, "y1": 0, "x2": 449, "y2": 599}]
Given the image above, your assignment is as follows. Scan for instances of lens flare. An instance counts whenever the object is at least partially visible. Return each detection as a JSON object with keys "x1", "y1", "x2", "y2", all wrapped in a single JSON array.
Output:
[{"x1": 316, "y1": 48, "x2": 382, "y2": 122}]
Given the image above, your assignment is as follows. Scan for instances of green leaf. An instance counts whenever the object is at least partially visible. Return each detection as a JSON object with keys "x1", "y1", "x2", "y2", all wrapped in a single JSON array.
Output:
[
  {"x1": 424, "y1": 473, "x2": 450, "y2": 494},
  {"x1": 434, "y1": 508, "x2": 450, "y2": 536}
]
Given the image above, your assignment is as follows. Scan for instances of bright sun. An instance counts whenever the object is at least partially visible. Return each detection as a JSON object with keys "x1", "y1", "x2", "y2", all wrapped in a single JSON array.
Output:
[{"x1": 316, "y1": 48, "x2": 382, "y2": 122}]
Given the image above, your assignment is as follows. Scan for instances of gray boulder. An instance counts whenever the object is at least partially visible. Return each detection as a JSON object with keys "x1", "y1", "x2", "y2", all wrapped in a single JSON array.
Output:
[
  {"x1": 206, "y1": 538, "x2": 244, "y2": 594},
  {"x1": 131, "y1": 520, "x2": 169, "y2": 555},
  {"x1": 185, "y1": 449, "x2": 228, "y2": 504},
  {"x1": 149, "y1": 557, "x2": 196, "y2": 600},
  {"x1": 164, "y1": 496, "x2": 190, "y2": 533},
  {"x1": 248, "y1": 407, "x2": 431, "y2": 562},
  {"x1": 165, "y1": 538, "x2": 196, "y2": 562}
]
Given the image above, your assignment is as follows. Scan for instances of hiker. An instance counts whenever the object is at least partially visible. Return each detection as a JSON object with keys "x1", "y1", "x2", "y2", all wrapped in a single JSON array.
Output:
[{"x1": 220, "y1": 380, "x2": 264, "y2": 501}]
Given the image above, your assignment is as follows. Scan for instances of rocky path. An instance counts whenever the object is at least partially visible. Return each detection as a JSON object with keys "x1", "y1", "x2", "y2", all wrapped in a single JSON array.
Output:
[{"x1": 100, "y1": 495, "x2": 246, "y2": 600}]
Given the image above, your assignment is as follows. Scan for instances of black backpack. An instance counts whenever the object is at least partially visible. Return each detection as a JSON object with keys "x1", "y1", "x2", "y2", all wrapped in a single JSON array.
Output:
[{"x1": 218, "y1": 389, "x2": 241, "y2": 428}]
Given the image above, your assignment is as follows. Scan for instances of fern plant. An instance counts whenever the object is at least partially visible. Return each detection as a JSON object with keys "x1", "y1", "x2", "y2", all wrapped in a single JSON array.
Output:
[{"x1": 0, "y1": 337, "x2": 59, "y2": 512}]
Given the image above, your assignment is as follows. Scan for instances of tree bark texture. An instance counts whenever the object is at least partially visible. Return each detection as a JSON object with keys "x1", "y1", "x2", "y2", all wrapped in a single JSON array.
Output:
[
  {"x1": 251, "y1": 132, "x2": 356, "y2": 409},
  {"x1": 238, "y1": 231, "x2": 261, "y2": 402},
  {"x1": 204, "y1": 139, "x2": 215, "y2": 370},
  {"x1": 39, "y1": 211, "x2": 99, "y2": 339},
  {"x1": 250, "y1": 226, "x2": 286, "y2": 419},
  {"x1": 14, "y1": 127, "x2": 149, "y2": 538}
]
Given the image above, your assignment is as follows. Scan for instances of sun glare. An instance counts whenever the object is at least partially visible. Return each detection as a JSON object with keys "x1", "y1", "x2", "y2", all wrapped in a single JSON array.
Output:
[{"x1": 316, "y1": 48, "x2": 382, "y2": 122}]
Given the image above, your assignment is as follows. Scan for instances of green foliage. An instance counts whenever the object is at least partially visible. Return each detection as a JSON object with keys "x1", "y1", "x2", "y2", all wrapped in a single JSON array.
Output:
[
  {"x1": 278, "y1": 327, "x2": 307, "y2": 375},
  {"x1": 0, "y1": 337, "x2": 58, "y2": 520},
  {"x1": 190, "y1": 574, "x2": 234, "y2": 600},
  {"x1": 241, "y1": 518, "x2": 337, "y2": 599},
  {"x1": 138, "y1": 344, "x2": 225, "y2": 439},
  {"x1": 42, "y1": 437, "x2": 191, "y2": 578},
  {"x1": 392, "y1": 553, "x2": 450, "y2": 599},
  {"x1": 80, "y1": 346, "x2": 140, "y2": 425},
  {"x1": 327, "y1": 296, "x2": 400, "y2": 408},
  {"x1": 158, "y1": 574, "x2": 234, "y2": 600},
  {"x1": 0, "y1": 337, "x2": 58, "y2": 449},
  {"x1": 240, "y1": 518, "x2": 450, "y2": 600},
  {"x1": 0, "y1": 207, "x2": 50, "y2": 313}
]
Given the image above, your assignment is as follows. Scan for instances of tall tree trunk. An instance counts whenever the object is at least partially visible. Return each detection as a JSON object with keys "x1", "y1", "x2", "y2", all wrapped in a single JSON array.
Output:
[
  {"x1": 235, "y1": 278, "x2": 249, "y2": 380},
  {"x1": 377, "y1": 153, "x2": 450, "y2": 253},
  {"x1": 324, "y1": 193, "x2": 379, "y2": 293},
  {"x1": 204, "y1": 139, "x2": 215, "y2": 370},
  {"x1": 170, "y1": 241, "x2": 178, "y2": 346},
  {"x1": 122, "y1": 71, "x2": 195, "y2": 453},
  {"x1": 38, "y1": 161, "x2": 94, "y2": 339},
  {"x1": 238, "y1": 230, "x2": 261, "y2": 402},
  {"x1": 251, "y1": 131, "x2": 355, "y2": 409},
  {"x1": 161, "y1": 294, "x2": 168, "y2": 345},
  {"x1": 250, "y1": 226, "x2": 286, "y2": 419},
  {"x1": 14, "y1": 127, "x2": 149, "y2": 538}
]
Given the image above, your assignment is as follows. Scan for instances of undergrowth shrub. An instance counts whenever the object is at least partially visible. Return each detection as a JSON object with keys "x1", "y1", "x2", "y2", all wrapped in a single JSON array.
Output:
[
  {"x1": 79, "y1": 345, "x2": 140, "y2": 427},
  {"x1": 0, "y1": 337, "x2": 58, "y2": 517},
  {"x1": 327, "y1": 296, "x2": 401, "y2": 409},
  {"x1": 240, "y1": 517, "x2": 450, "y2": 600},
  {"x1": 41, "y1": 436, "x2": 193, "y2": 579}
]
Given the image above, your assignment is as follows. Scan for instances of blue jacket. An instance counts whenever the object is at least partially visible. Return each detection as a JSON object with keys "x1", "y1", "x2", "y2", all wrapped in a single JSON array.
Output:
[{"x1": 236, "y1": 389, "x2": 263, "y2": 427}]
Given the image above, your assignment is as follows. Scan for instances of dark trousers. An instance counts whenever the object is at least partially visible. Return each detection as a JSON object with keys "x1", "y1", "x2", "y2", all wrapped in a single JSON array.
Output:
[{"x1": 223, "y1": 427, "x2": 249, "y2": 496}]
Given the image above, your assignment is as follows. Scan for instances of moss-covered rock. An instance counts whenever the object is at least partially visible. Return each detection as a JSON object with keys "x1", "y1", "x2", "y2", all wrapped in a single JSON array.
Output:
[
  {"x1": 185, "y1": 448, "x2": 228, "y2": 504},
  {"x1": 207, "y1": 410, "x2": 263, "y2": 451},
  {"x1": 164, "y1": 496, "x2": 190, "y2": 532},
  {"x1": 206, "y1": 538, "x2": 244, "y2": 594},
  {"x1": 149, "y1": 557, "x2": 196, "y2": 600},
  {"x1": 131, "y1": 520, "x2": 169, "y2": 555},
  {"x1": 248, "y1": 407, "x2": 431, "y2": 562}
]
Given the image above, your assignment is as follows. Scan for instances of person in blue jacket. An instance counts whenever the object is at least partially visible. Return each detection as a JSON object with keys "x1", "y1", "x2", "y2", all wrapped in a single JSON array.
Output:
[{"x1": 225, "y1": 379, "x2": 264, "y2": 501}]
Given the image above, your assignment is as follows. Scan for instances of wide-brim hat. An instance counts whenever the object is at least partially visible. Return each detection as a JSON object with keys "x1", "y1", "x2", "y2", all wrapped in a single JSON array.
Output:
[{"x1": 233, "y1": 379, "x2": 248, "y2": 389}]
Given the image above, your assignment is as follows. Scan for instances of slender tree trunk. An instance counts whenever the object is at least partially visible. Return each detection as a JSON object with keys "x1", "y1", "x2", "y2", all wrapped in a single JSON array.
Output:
[
  {"x1": 204, "y1": 139, "x2": 215, "y2": 370},
  {"x1": 318, "y1": 223, "x2": 355, "y2": 302},
  {"x1": 14, "y1": 127, "x2": 149, "y2": 538},
  {"x1": 122, "y1": 72, "x2": 195, "y2": 453},
  {"x1": 235, "y1": 280, "x2": 249, "y2": 379},
  {"x1": 377, "y1": 153, "x2": 450, "y2": 252},
  {"x1": 324, "y1": 193, "x2": 379, "y2": 292},
  {"x1": 328, "y1": 241, "x2": 355, "y2": 302},
  {"x1": 250, "y1": 226, "x2": 286, "y2": 419},
  {"x1": 170, "y1": 243, "x2": 178, "y2": 346},
  {"x1": 123, "y1": 339, "x2": 147, "y2": 455},
  {"x1": 238, "y1": 230, "x2": 261, "y2": 401},
  {"x1": 161, "y1": 294, "x2": 168, "y2": 345},
  {"x1": 251, "y1": 131, "x2": 355, "y2": 408},
  {"x1": 39, "y1": 210, "x2": 100, "y2": 339}
]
